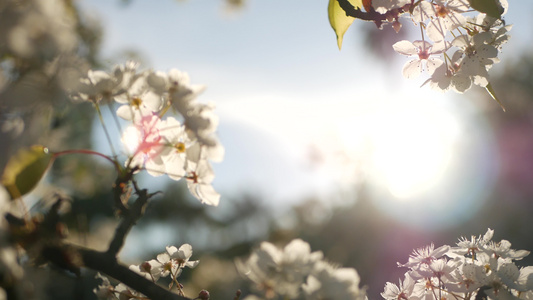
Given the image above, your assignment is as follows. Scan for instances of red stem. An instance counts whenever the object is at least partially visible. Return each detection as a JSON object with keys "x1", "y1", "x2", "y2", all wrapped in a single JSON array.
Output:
[{"x1": 53, "y1": 149, "x2": 120, "y2": 172}]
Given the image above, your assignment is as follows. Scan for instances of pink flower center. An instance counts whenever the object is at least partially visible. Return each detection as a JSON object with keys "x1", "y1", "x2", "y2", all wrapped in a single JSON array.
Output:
[{"x1": 418, "y1": 48, "x2": 430, "y2": 60}]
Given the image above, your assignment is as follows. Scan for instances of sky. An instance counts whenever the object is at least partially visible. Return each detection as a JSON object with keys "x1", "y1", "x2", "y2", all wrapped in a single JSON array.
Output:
[{"x1": 82, "y1": 0, "x2": 533, "y2": 230}]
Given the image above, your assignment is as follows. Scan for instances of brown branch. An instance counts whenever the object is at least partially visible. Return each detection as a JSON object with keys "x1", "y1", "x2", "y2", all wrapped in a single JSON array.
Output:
[
  {"x1": 336, "y1": 0, "x2": 386, "y2": 21},
  {"x1": 79, "y1": 247, "x2": 190, "y2": 300},
  {"x1": 336, "y1": 0, "x2": 412, "y2": 28},
  {"x1": 7, "y1": 198, "x2": 187, "y2": 300},
  {"x1": 107, "y1": 184, "x2": 152, "y2": 256},
  {"x1": 112, "y1": 169, "x2": 134, "y2": 214}
]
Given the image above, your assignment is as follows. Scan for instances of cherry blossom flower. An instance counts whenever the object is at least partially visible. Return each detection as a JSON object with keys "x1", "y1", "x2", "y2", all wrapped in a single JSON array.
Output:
[
  {"x1": 146, "y1": 69, "x2": 206, "y2": 106},
  {"x1": 412, "y1": 258, "x2": 459, "y2": 282},
  {"x1": 425, "y1": 0, "x2": 468, "y2": 42},
  {"x1": 1, "y1": 0, "x2": 76, "y2": 61},
  {"x1": 303, "y1": 261, "x2": 366, "y2": 300},
  {"x1": 154, "y1": 244, "x2": 199, "y2": 279},
  {"x1": 114, "y1": 283, "x2": 142, "y2": 300},
  {"x1": 77, "y1": 70, "x2": 122, "y2": 103},
  {"x1": 452, "y1": 32, "x2": 498, "y2": 87},
  {"x1": 484, "y1": 240, "x2": 530, "y2": 261},
  {"x1": 157, "y1": 117, "x2": 190, "y2": 180},
  {"x1": 387, "y1": 229, "x2": 533, "y2": 300},
  {"x1": 186, "y1": 158, "x2": 220, "y2": 206},
  {"x1": 423, "y1": 52, "x2": 472, "y2": 93},
  {"x1": 93, "y1": 273, "x2": 114, "y2": 299},
  {"x1": 448, "y1": 228, "x2": 495, "y2": 258},
  {"x1": 399, "y1": 243, "x2": 450, "y2": 269},
  {"x1": 115, "y1": 75, "x2": 164, "y2": 122},
  {"x1": 128, "y1": 260, "x2": 163, "y2": 282},
  {"x1": 238, "y1": 239, "x2": 366, "y2": 300},
  {"x1": 393, "y1": 40, "x2": 446, "y2": 79},
  {"x1": 122, "y1": 114, "x2": 166, "y2": 176},
  {"x1": 381, "y1": 273, "x2": 421, "y2": 300},
  {"x1": 237, "y1": 239, "x2": 324, "y2": 299}
]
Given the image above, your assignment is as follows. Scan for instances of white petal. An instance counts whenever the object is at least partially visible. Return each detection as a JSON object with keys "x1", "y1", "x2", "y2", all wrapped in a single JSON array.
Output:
[
  {"x1": 412, "y1": 40, "x2": 432, "y2": 51},
  {"x1": 402, "y1": 59, "x2": 422, "y2": 79},
  {"x1": 178, "y1": 244, "x2": 193, "y2": 259},
  {"x1": 116, "y1": 105, "x2": 135, "y2": 121},
  {"x1": 185, "y1": 260, "x2": 200, "y2": 268},
  {"x1": 452, "y1": 34, "x2": 470, "y2": 48},
  {"x1": 451, "y1": 74, "x2": 472, "y2": 93},
  {"x1": 166, "y1": 246, "x2": 178, "y2": 256},
  {"x1": 427, "y1": 19, "x2": 447, "y2": 42},
  {"x1": 411, "y1": 1, "x2": 435, "y2": 23},
  {"x1": 157, "y1": 253, "x2": 170, "y2": 264},
  {"x1": 426, "y1": 58, "x2": 443, "y2": 75},
  {"x1": 163, "y1": 154, "x2": 186, "y2": 180},
  {"x1": 141, "y1": 91, "x2": 163, "y2": 112},
  {"x1": 393, "y1": 40, "x2": 417, "y2": 56},
  {"x1": 145, "y1": 156, "x2": 166, "y2": 177},
  {"x1": 189, "y1": 183, "x2": 220, "y2": 206},
  {"x1": 448, "y1": 0, "x2": 469, "y2": 12}
]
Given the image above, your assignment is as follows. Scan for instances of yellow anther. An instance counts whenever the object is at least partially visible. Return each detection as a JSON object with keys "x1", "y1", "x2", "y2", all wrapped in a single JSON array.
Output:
[
  {"x1": 174, "y1": 142, "x2": 186, "y2": 153},
  {"x1": 131, "y1": 97, "x2": 143, "y2": 108}
]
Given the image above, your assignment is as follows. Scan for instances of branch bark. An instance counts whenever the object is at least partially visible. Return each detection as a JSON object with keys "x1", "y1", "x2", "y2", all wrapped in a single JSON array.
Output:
[
  {"x1": 336, "y1": 0, "x2": 386, "y2": 21},
  {"x1": 80, "y1": 247, "x2": 190, "y2": 300},
  {"x1": 336, "y1": 0, "x2": 411, "y2": 28},
  {"x1": 107, "y1": 186, "x2": 150, "y2": 256}
]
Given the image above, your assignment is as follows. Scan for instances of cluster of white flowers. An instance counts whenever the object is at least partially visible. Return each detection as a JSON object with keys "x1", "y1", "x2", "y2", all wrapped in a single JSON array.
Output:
[
  {"x1": 94, "y1": 244, "x2": 199, "y2": 299},
  {"x1": 236, "y1": 239, "x2": 367, "y2": 300},
  {"x1": 382, "y1": 229, "x2": 533, "y2": 300},
  {"x1": 0, "y1": 187, "x2": 23, "y2": 300},
  {"x1": 75, "y1": 62, "x2": 223, "y2": 206},
  {"x1": 379, "y1": 0, "x2": 511, "y2": 94},
  {"x1": 0, "y1": 0, "x2": 76, "y2": 62}
]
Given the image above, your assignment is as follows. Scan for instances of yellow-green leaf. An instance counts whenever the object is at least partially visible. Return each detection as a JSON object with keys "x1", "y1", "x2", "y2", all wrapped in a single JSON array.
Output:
[
  {"x1": 468, "y1": 0, "x2": 504, "y2": 19},
  {"x1": 485, "y1": 82, "x2": 506, "y2": 112},
  {"x1": 328, "y1": 0, "x2": 363, "y2": 50},
  {"x1": 1, "y1": 145, "x2": 54, "y2": 199}
]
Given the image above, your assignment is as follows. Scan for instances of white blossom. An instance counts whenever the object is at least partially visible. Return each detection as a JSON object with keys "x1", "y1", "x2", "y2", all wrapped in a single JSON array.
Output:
[
  {"x1": 237, "y1": 239, "x2": 325, "y2": 299},
  {"x1": 393, "y1": 40, "x2": 446, "y2": 79},
  {"x1": 186, "y1": 158, "x2": 220, "y2": 206},
  {"x1": 304, "y1": 260, "x2": 366, "y2": 300}
]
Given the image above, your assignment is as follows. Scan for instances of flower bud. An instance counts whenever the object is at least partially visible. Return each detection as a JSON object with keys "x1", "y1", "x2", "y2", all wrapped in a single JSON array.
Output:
[
  {"x1": 141, "y1": 261, "x2": 152, "y2": 273},
  {"x1": 198, "y1": 289, "x2": 210, "y2": 300}
]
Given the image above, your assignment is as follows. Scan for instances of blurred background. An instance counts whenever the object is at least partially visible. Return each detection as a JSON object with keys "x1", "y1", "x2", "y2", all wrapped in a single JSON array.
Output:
[{"x1": 2, "y1": 0, "x2": 533, "y2": 299}]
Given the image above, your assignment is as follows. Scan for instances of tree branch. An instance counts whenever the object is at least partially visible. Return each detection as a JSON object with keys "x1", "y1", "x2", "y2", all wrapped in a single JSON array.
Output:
[
  {"x1": 107, "y1": 185, "x2": 151, "y2": 256},
  {"x1": 336, "y1": 0, "x2": 411, "y2": 28},
  {"x1": 80, "y1": 247, "x2": 190, "y2": 300},
  {"x1": 336, "y1": 0, "x2": 386, "y2": 21}
]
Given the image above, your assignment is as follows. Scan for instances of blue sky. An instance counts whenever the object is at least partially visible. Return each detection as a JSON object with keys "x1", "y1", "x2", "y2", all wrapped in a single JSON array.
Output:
[{"x1": 83, "y1": 0, "x2": 533, "y2": 230}]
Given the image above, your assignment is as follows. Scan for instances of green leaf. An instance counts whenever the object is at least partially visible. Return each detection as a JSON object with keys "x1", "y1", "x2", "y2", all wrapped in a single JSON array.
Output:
[
  {"x1": 328, "y1": 0, "x2": 363, "y2": 50},
  {"x1": 468, "y1": 0, "x2": 504, "y2": 19},
  {"x1": 485, "y1": 82, "x2": 506, "y2": 112},
  {"x1": 1, "y1": 145, "x2": 54, "y2": 199}
]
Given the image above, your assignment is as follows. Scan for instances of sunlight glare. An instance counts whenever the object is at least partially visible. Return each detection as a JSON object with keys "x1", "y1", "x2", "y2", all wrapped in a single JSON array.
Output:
[
  {"x1": 369, "y1": 109, "x2": 458, "y2": 199},
  {"x1": 121, "y1": 125, "x2": 141, "y2": 155},
  {"x1": 335, "y1": 92, "x2": 460, "y2": 200}
]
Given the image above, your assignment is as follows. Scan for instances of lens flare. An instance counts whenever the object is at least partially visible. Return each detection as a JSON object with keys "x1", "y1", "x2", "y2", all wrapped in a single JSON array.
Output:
[
  {"x1": 121, "y1": 125, "x2": 142, "y2": 155},
  {"x1": 368, "y1": 108, "x2": 458, "y2": 199}
]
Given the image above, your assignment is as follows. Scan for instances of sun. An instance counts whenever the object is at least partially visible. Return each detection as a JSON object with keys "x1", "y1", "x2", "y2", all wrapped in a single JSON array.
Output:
[
  {"x1": 368, "y1": 108, "x2": 458, "y2": 198},
  {"x1": 335, "y1": 90, "x2": 460, "y2": 200}
]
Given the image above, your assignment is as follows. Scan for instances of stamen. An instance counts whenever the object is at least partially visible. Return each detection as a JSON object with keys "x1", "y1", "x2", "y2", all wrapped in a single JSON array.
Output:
[
  {"x1": 131, "y1": 97, "x2": 143, "y2": 108},
  {"x1": 174, "y1": 142, "x2": 186, "y2": 153}
]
